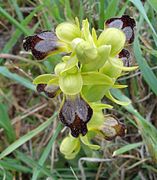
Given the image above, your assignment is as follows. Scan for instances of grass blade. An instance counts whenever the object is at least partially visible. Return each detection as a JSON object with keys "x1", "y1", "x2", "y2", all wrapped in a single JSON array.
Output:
[
  {"x1": 98, "y1": 0, "x2": 105, "y2": 29},
  {"x1": 130, "y1": 0, "x2": 157, "y2": 38},
  {"x1": 8, "y1": 0, "x2": 23, "y2": 21},
  {"x1": 0, "y1": 103, "x2": 16, "y2": 143},
  {"x1": 148, "y1": 0, "x2": 157, "y2": 13},
  {"x1": 105, "y1": 0, "x2": 120, "y2": 20},
  {"x1": 64, "y1": 0, "x2": 73, "y2": 20},
  {"x1": 0, "y1": 66, "x2": 35, "y2": 91},
  {"x1": 133, "y1": 38, "x2": 157, "y2": 96},
  {"x1": 0, "y1": 7, "x2": 30, "y2": 35},
  {"x1": 113, "y1": 142, "x2": 143, "y2": 156},
  {"x1": 15, "y1": 151, "x2": 52, "y2": 177},
  {"x1": 0, "y1": 5, "x2": 43, "y2": 63},
  {"x1": 32, "y1": 123, "x2": 62, "y2": 180},
  {"x1": 0, "y1": 112, "x2": 57, "y2": 160}
]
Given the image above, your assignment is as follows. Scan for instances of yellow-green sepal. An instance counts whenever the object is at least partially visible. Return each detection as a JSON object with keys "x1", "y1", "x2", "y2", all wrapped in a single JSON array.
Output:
[
  {"x1": 81, "y1": 72, "x2": 114, "y2": 85},
  {"x1": 108, "y1": 57, "x2": 138, "y2": 71},
  {"x1": 90, "y1": 103, "x2": 113, "y2": 111},
  {"x1": 80, "y1": 134, "x2": 100, "y2": 150},
  {"x1": 82, "y1": 85, "x2": 111, "y2": 102},
  {"x1": 105, "y1": 90, "x2": 130, "y2": 106},
  {"x1": 112, "y1": 84, "x2": 128, "y2": 89},
  {"x1": 87, "y1": 110, "x2": 104, "y2": 130},
  {"x1": 82, "y1": 19, "x2": 95, "y2": 46},
  {"x1": 100, "y1": 58, "x2": 123, "y2": 78},
  {"x1": 60, "y1": 56, "x2": 78, "y2": 76},
  {"x1": 33, "y1": 74, "x2": 58, "y2": 85}
]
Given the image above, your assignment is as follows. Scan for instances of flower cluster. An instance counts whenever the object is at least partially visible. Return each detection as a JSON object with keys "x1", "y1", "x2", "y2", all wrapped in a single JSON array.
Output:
[{"x1": 23, "y1": 15, "x2": 137, "y2": 159}]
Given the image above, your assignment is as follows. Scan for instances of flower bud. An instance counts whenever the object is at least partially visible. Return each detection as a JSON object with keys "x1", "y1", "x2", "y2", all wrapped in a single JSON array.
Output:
[
  {"x1": 98, "y1": 28, "x2": 126, "y2": 56},
  {"x1": 56, "y1": 22, "x2": 81, "y2": 43},
  {"x1": 99, "y1": 115, "x2": 126, "y2": 140},
  {"x1": 60, "y1": 136, "x2": 80, "y2": 159},
  {"x1": 75, "y1": 40, "x2": 97, "y2": 64}
]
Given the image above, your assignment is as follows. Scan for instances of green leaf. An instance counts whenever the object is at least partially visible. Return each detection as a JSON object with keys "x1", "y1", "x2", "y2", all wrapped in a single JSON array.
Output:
[
  {"x1": 64, "y1": 0, "x2": 73, "y2": 20},
  {"x1": 0, "y1": 157, "x2": 31, "y2": 173},
  {"x1": 0, "y1": 113, "x2": 57, "y2": 160},
  {"x1": 113, "y1": 142, "x2": 143, "y2": 156},
  {"x1": 33, "y1": 74, "x2": 58, "y2": 85},
  {"x1": 90, "y1": 103, "x2": 113, "y2": 110},
  {"x1": 81, "y1": 72, "x2": 114, "y2": 85},
  {"x1": 133, "y1": 38, "x2": 157, "y2": 96}
]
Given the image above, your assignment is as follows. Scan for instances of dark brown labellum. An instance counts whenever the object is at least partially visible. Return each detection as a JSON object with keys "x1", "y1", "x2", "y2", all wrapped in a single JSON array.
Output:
[
  {"x1": 59, "y1": 95, "x2": 93, "y2": 137},
  {"x1": 118, "y1": 48, "x2": 131, "y2": 67},
  {"x1": 105, "y1": 15, "x2": 136, "y2": 44},
  {"x1": 23, "y1": 31, "x2": 58, "y2": 60},
  {"x1": 36, "y1": 84, "x2": 60, "y2": 98},
  {"x1": 36, "y1": 84, "x2": 47, "y2": 93}
]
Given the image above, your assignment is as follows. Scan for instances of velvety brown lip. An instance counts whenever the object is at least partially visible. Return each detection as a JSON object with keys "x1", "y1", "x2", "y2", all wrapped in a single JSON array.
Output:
[
  {"x1": 118, "y1": 48, "x2": 131, "y2": 67},
  {"x1": 23, "y1": 31, "x2": 58, "y2": 60},
  {"x1": 36, "y1": 84, "x2": 60, "y2": 98},
  {"x1": 59, "y1": 96, "x2": 93, "y2": 137}
]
